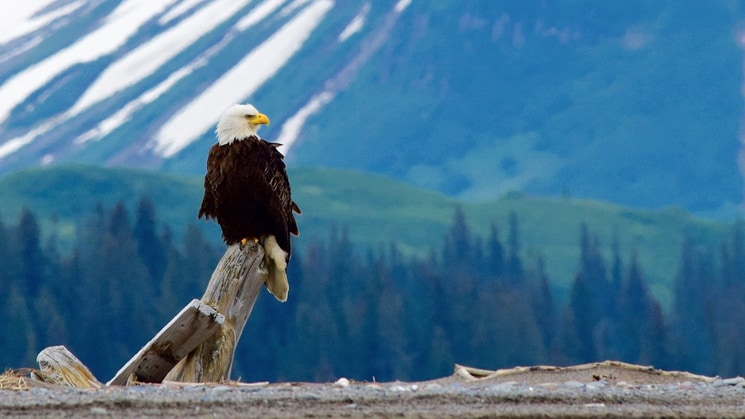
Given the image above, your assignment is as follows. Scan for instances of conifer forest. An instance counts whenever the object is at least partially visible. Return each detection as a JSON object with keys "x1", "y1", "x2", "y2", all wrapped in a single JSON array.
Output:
[{"x1": 1, "y1": 197, "x2": 744, "y2": 383}]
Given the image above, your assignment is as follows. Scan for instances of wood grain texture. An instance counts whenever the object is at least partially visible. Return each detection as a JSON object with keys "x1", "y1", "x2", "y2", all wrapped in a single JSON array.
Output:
[
  {"x1": 35, "y1": 346, "x2": 103, "y2": 389},
  {"x1": 107, "y1": 300, "x2": 224, "y2": 386},
  {"x1": 164, "y1": 242, "x2": 267, "y2": 383}
]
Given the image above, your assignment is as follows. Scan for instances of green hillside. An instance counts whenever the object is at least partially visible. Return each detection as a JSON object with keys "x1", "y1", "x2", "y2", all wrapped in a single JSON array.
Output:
[{"x1": 0, "y1": 165, "x2": 729, "y2": 306}]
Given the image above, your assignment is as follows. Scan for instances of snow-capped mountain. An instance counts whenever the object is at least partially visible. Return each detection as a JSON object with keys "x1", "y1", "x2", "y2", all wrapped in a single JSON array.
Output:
[
  {"x1": 1, "y1": 1, "x2": 744, "y2": 215},
  {"x1": 0, "y1": 0, "x2": 400, "y2": 166}
]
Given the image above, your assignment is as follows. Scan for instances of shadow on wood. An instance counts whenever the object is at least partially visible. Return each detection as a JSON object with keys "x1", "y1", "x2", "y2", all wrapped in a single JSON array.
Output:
[{"x1": 107, "y1": 300, "x2": 224, "y2": 386}]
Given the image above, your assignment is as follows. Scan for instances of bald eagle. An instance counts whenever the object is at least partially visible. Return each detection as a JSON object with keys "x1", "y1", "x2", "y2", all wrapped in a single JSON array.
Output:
[{"x1": 198, "y1": 104, "x2": 300, "y2": 302}]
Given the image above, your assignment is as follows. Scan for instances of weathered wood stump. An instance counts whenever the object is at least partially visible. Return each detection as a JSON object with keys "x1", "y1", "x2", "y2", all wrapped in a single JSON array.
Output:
[
  {"x1": 163, "y1": 242, "x2": 267, "y2": 383},
  {"x1": 34, "y1": 346, "x2": 102, "y2": 389},
  {"x1": 29, "y1": 242, "x2": 268, "y2": 387},
  {"x1": 107, "y1": 299, "x2": 224, "y2": 385}
]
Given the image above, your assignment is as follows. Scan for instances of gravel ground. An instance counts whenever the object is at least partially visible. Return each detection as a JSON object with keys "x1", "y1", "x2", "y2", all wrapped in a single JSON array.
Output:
[{"x1": 3, "y1": 363, "x2": 745, "y2": 418}]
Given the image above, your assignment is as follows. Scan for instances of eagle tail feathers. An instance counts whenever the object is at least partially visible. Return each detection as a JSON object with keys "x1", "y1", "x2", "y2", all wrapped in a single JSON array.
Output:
[{"x1": 263, "y1": 235, "x2": 289, "y2": 302}]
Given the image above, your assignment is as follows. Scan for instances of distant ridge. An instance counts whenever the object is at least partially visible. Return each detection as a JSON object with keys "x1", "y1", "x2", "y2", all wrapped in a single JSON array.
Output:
[
  {"x1": 0, "y1": 2, "x2": 742, "y2": 214},
  {"x1": 0, "y1": 164, "x2": 728, "y2": 307}
]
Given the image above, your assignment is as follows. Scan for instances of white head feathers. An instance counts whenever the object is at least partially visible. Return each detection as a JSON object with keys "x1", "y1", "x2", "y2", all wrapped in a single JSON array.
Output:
[{"x1": 216, "y1": 104, "x2": 269, "y2": 145}]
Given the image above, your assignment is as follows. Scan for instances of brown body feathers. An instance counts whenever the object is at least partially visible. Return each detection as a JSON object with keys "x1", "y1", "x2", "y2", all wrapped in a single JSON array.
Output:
[{"x1": 198, "y1": 136, "x2": 300, "y2": 257}]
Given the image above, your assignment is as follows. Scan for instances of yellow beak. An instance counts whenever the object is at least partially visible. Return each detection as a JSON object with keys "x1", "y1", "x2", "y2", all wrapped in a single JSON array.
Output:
[{"x1": 248, "y1": 113, "x2": 270, "y2": 126}]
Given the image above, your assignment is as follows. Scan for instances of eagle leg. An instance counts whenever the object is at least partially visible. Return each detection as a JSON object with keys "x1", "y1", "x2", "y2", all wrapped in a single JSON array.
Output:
[{"x1": 239, "y1": 237, "x2": 260, "y2": 249}]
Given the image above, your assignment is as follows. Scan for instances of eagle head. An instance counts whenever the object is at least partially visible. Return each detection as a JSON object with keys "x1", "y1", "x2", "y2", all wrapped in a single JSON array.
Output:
[{"x1": 216, "y1": 104, "x2": 270, "y2": 145}]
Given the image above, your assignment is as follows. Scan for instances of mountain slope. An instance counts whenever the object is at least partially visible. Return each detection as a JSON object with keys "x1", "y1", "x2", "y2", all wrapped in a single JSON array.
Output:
[
  {"x1": 0, "y1": 1, "x2": 743, "y2": 215},
  {"x1": 0, "y1": 165, "x2": 727, "y2": 306},
  {"x1": 291, "y1": 2, "x2": 744, "y2": 213}
]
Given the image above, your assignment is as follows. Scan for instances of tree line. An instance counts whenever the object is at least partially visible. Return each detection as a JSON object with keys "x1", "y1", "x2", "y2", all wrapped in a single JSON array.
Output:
[{"x1": 0, "y1": 198, "x2": 743, "y2": 382}]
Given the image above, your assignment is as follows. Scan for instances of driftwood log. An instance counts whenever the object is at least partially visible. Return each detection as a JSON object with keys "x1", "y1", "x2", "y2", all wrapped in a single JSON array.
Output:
[
  {"x1": 107, "y1": 299, "x2": 225, "y2": 385},
  {"x1": 163, "y1": 241, "x2": 267, "y2": 383},
  {"x1": 28, "y1": 242, "x2": 268, "y2": 387},
  {"x1": 32, "y1": 346, "x2": 102, "y2": 389}
]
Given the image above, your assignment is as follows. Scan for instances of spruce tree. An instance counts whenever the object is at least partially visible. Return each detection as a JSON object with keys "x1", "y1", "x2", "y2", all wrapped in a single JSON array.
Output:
[
  {"x1": 669, "y1": 237, "x2": 715, "y2": 374},
  {"x1": 486, "y1": 223, "x2": 505, "y2": 279},
  {"x1": 133, "y1": 196, "x2": 166, "y2": 286},
  {"x1": 618, "y1": 251, "x2": 666, "y2": 365},
  {"x1": 15, "y1": 208, "x2": 45, "y2": 298},
  {"x1": 505, "y1": 211, "x2": 523, "y2": 283}
]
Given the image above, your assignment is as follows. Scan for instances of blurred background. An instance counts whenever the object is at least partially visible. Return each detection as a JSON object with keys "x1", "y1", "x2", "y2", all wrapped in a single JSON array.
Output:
[{"x1": 1, "y1": 0, "x2": 744, "y2": 382}]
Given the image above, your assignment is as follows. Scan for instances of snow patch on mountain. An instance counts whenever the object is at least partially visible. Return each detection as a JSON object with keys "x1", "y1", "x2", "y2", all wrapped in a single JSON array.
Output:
[
  {"x1": 236, "y1": 0, "x2": 287, "y2": 31},
  {"x1": 0, "y1": 0, "x2": 82, "y2": 45},
  {"x1": 279, "y1": 0, "x2": 312, "y2": 18},
  {"x1": 278, "y1": 0, "x2": 409, "y2": 155},
  {"x1": 75, "y1": 67, "x2": 193, "y2": 144},
  {"x1": 339, "y1": 3, "x2": 369, "y2": 42},
  {"x1": 0, "y1": 0, "x2": 411, "y2": 164},
  {"x1": 158, "y1": 0, "x2": 205, "y2": 25},
  {"x1": 71, "y1": 0, "x2": 252, "y2": 115},
  {"x1": 0, "y1": 115, "x2": 64, "y2": 160},
  {"x1": 151, "y1": 0, "x2": 334, "y2": 158},
  {"x1": 76, "y1": 0, "x2": 287, "y2": 146},
  {"x1": 395, "y1": 0, "x2": 412, "y2": 13},
  {"x1": 276, "y1": 92, "x2": 333, "y2": 155},
  {"x1": 0, "y1": 0, "x2": 176, "y2": 125}
]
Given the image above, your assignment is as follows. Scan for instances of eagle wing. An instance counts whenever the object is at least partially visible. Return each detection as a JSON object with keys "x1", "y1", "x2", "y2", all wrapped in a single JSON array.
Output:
[
  {"x1": 261, "y1": 141, "x2": 300, "y2": 255},
  {"x1": 198, "y1": 143, "x2": 224, "y2": 220}
]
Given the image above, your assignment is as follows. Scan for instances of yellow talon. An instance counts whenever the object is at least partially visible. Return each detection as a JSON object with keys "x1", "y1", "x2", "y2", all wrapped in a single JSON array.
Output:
[{"x1": 239, "y1": 237, "x2": 259, "y2": 249}]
